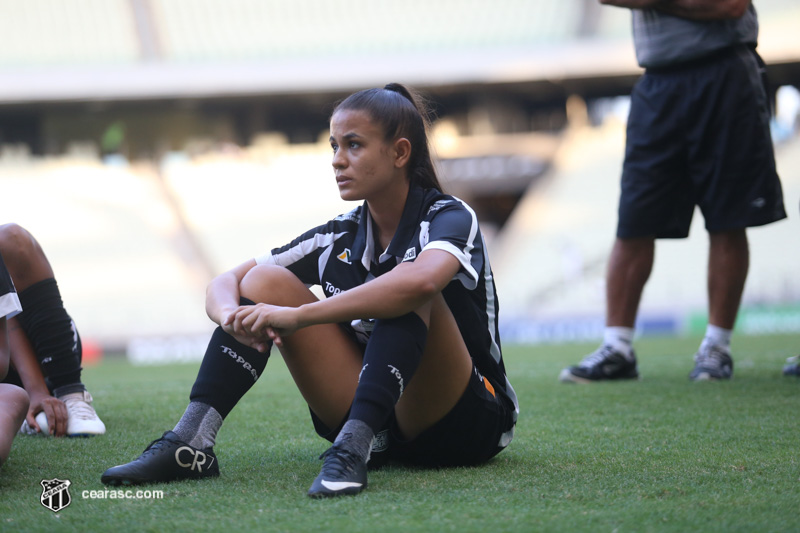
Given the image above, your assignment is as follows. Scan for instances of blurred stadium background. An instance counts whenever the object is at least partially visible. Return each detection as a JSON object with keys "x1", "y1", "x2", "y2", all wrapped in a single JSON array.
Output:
[{"x1": 0, "y1": 0, "x2": 798, "y2": 362}]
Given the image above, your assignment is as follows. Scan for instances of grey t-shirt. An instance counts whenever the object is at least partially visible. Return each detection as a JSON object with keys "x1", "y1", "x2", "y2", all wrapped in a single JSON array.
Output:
[{"x1": 632, "y1": 5, "x2": 758, "y2": 68}]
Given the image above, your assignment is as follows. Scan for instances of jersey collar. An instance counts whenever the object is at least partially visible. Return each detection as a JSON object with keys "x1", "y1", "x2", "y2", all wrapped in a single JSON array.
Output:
[{"x1": 351, "y1": 184, "x2": 427, "y2": 271}]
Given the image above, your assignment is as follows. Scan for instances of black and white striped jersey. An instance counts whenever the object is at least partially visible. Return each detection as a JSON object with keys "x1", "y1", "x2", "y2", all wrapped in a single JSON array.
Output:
[
  {"x1": 0, "y1": 251, "x2": 22, "y2": 319},
  {"x1": 256, "y1": 185, "x2": 518, "y2": 422}
]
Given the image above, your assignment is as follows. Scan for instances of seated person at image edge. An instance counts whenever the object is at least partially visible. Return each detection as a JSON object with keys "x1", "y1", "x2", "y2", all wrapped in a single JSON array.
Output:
[
  {"x1": 0, "y1": 252, "x2": 29, "y2": 468},
  {"x1": 0, "y1": 224, "x2": 104, "y2": 437}
]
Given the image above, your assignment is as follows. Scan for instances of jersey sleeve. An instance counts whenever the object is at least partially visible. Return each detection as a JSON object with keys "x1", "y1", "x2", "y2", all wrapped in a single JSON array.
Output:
[
  {"x1": 421, "y1": 198, "x2": 484, "y2": 290},
  {"x1": 0, "y1": 252, "x2": 22, "y2": 319},
  {"x1": 254, "y1": 218, "x2": 352, "y2": 287}
]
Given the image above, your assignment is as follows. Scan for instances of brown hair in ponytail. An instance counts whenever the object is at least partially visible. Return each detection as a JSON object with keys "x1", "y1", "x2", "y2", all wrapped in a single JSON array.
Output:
[{"x1": 332, "y1": 83, "x2": 443, "y2": 192}]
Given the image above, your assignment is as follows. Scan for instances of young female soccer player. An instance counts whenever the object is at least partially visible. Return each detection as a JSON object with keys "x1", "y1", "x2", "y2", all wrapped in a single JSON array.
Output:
[{"x1": 102, "y1": 83, "x2": 519, "y2": 497}]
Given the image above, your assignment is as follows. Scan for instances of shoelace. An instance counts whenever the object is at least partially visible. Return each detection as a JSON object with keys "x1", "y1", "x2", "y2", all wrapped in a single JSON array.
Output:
[
  {"x1": 580, "y1": 345, "x2": 616, "y2": 368},
  {"x1": 694, "y1": 345, "x2": 729, "y2": 369},
  {"x1": 141, "y1": 435, "x2": 174, "y2": 458},
  {"x1": 62, "y1": 395, "x2": 98, "y2": 421},
  {"x1": 318, "y1": 446, "x2": 360, "y2": 477}
]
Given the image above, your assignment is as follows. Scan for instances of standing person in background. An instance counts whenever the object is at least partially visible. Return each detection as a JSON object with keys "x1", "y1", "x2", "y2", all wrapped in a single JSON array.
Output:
[
  {"x1": 0, "y1": 252, "x2": 29, "y2": 467},
  {"x1": 0, "y1": 223, "x2": 105, "y2": 436},
  {"x1": 560, "y1": 0, "x2": 786, "y2": 383},
  {"x1": 102, "y1": 83, "x2": 518, "y2": 498},
  {"x1": 781, "y1": 201, "x2": 800, "y2": 377}
]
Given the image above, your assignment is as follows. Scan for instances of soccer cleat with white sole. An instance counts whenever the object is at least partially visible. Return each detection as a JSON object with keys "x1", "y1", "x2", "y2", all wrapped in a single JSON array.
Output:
[
  {"x1": 559, "y1": 345, "x2": 639, "y2": 383},
  {"x1": 689, "y1": 344, "x2": 733, "y2": 381},
  {"x1": 59, "y1": 390, "x2": 106, "y2": 436},
  {"x1": 307, "y1": 445, "x2": 368, "y2": 498}
]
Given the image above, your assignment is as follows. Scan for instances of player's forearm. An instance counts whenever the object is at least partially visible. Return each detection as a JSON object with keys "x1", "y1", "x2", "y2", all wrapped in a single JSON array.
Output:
[
  {"x1": 206, "y1": 259, "x2": 257, "y2": 325},
  {"x1": 599, "y1": 0, "x2": 664, "y2": 9},
  {"x1": 7, "y1": 318, "x2": 49, "y2": 397},
  {"x1": 296, "y1": 251, "x2": 458, "y2": 328},
  {"x1": 656, "y1": 0, "x2": 750, "y2": 19},
  {"x1": 206, "y1": 275, "x2": 240, "y2": 325},
  {"x1": 599, "y1": 0, "x2": 750, "y2": 19},
  {"x1": 0, "y1": 317, "x2": 8, "y2": 379},
  {"x1": 296, "y1": 268, "x2": 438, "y2": 328}
]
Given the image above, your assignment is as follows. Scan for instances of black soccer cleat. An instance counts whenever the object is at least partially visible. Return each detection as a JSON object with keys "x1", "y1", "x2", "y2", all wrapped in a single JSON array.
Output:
[
  {"x1": 307, "y1": 444, "x2": 368, "y2": 498},
  {"x1": 101, "y1": 431, "x2": 219, "y2": 486},
  {"x1": 783, "y1": 355, "x2": 800, "y2": 377},
  {"x1": 559, "y1": 345, "x2": 639, "y2": 383},
  {"x1": 689, "y1": 344, "x2": 733, "y2": 381}
]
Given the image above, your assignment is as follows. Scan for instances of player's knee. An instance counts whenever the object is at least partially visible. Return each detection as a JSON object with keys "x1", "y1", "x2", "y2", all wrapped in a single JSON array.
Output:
[
  {"x1": 0, "y1": 384, "x2": 30, "y2": 418},
  {"x1": 0, "y1": 223, "x2": 36, "y2": 259},
  {"x1": 239, "y1": 264, "x2": 309, "y2": 306}
]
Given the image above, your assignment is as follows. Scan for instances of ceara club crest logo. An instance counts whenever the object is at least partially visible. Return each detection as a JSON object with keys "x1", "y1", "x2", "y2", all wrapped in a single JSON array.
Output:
[{"x1": 40, "y1": 478, "x2": 72, "y2": 513}]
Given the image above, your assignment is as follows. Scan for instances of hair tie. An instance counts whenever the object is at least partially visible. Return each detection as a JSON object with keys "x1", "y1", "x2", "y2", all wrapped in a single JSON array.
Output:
[{"x1": 383, "y1": 83, "x2": 414, "y2": 104}]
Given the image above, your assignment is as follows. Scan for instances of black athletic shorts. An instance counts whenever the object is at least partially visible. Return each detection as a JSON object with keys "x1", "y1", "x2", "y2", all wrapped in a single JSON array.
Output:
[
  {"x1": 310, "y1": 363, "x2": 516, "y2": 468},
  {"x1": 617, "y1": 45, "x2": 786, "y2": 239}
]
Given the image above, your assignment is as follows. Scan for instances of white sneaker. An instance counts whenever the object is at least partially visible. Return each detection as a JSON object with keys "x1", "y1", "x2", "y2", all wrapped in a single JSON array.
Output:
[
  {"x1": 60, "y1": 390, "x2": 106, "y2": 436},
  {"x1": 19, "y1": 412, "x2": 51, "y2": 436},
  {"x1": 19, "y1": 419, "x2": 39, "y2": 435}
]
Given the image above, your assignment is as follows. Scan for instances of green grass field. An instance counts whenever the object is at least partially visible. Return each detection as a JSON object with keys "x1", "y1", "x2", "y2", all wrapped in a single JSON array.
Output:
[{"x1": 1, "y1": 334, "x2": 798, "y2": 532}]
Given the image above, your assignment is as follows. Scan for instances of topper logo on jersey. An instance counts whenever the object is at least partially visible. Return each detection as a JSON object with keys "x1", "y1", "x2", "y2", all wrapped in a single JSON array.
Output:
[
  {"x1": 335, "y1": 211, "x2": 360, "y2": 222},
  {"x1": 325, "y1": 282, "x2": 344, "y2": 296},
  {"x1": 426, "y1": 199, "x2": 450, "y2": 214},
  {"x1": 220, "y1": 345, "x2": 259, "y2": 381},
  {"x1": 175, "y1": 446, "x2": 213, "y2": 472}
]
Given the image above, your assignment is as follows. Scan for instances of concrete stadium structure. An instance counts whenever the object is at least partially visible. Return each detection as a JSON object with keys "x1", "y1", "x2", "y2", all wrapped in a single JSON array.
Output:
[{"x1": 1, "y1": 0, "x2": 798, "y2": 353}]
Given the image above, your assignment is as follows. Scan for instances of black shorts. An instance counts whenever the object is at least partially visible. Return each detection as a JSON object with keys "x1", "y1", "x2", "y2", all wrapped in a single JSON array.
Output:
[
  {"x1": 617, "y1": 45, "x2": 786, "y2": 239},
  {"x1": 311, "y1": 363, "x2": 516, "y2": 468}
]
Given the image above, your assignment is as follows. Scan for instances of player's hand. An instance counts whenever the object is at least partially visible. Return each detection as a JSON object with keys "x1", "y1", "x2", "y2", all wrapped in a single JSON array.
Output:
[
  {"x1": 219, "y1": 320, "x2": 271, "y2": 353},
  {"x1": 225, "y1": 303, "x2": 302, "y2": 349},
  {"x1": 27, "y1": 394, "x2": 68, "y2": 437},
  {"x1": 221, "y1": 305, "x2": 278, "y2": 352}
]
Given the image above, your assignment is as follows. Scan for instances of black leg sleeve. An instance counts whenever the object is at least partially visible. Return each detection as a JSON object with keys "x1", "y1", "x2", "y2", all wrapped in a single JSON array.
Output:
[
  {"x1": 189, "y1": 298, "x2": 272, "y2": 419},
  {"x1": 348, "y1": 312, "x2": 428, "y2": 433}
]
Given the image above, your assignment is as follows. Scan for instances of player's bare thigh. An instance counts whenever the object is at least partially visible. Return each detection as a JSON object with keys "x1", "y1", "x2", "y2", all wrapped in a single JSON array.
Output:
[
  {"x1": 237, "y1": 264, "x2": 362, "y2": 429},
  {"x1": 394, "y1": 293, "x2": 473, "y2": 441}
]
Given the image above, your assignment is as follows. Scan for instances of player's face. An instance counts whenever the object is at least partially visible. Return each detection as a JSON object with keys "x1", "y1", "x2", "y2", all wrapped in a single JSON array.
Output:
[{"x1": 329, "y1": 109, "x2": 406, "y2": 203}]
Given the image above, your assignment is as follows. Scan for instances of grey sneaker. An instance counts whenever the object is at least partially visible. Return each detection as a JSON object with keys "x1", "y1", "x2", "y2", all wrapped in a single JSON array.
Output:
[
  {"x1": 559, "y1": 345, "x2": 639, "y2": 383},
  {"x1": 689, "y1": 344, "x2": 733, "y2": 381}
]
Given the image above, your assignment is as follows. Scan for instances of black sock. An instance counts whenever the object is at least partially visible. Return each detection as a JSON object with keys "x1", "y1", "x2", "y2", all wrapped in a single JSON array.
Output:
[
  {"x1": 17, "y1": 278, "x2": 83, "y2": 392},
  {"x1": 189, "y1": 301, "x2": 271, "y2": 419},
  {"x1": 348, "y1": 312, "x2": 428, "y2": 435}
]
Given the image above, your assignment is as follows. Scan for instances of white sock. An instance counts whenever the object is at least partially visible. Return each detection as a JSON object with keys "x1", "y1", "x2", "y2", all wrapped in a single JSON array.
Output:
[
  {"x1": 603, "y1": 327, "x2": 635, "y2": 359},
  {"x1": 702, "y1": 324, "x2": 732, "y2": 351}
]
